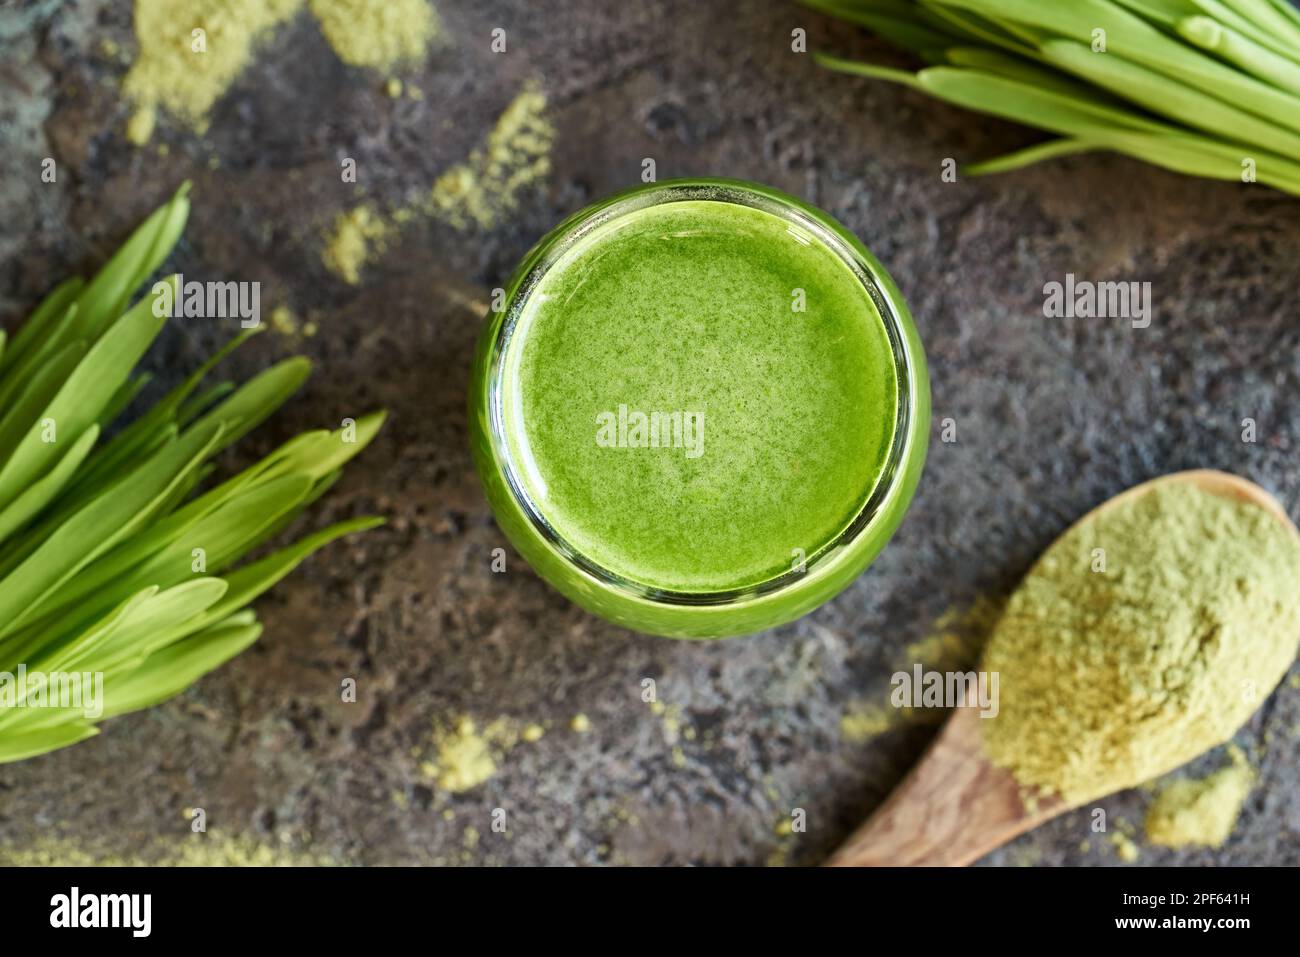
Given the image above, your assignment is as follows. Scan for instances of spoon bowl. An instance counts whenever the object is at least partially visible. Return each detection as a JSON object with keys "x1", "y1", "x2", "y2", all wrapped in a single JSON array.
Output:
[{"x1": 827, "y1": 469, "x2": 1298, "y2": 867}]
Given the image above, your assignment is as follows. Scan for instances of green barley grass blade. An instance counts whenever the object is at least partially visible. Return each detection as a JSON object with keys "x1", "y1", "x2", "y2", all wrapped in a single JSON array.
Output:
[
  {"x1": 70, "y1": 327, "x2": 257, "y2": 464},
  {"x1": 920, "y1": 4, "x2": 1040, "y2": 56},
  {"x1": 802, "y1": 1, "x2": 960, "y2": 53},
  {"x1": 63, "y1": 183, "x2": 190, "y2": 346},
  {"x1": 1267, "y1": 0, "x2": 1300, "y2": 28},
  {"x1": 0, "y1": 723, "x2": 96, "y2": 765},
  {"x1": 185, "y1": 516, "x2": 385, "y2": 633},
  {"x1": 842, "y1": 14, "x2": 961, "y2": 55},
  {"x1": 0, "y1": 277, "x2": 173, "y2": 515},
  {"x1": 38, "y1": 416, "x2": 367, "y2": 596},
  {"x1": 0, "y1": 187, "x2": 385, "y2": 763},
  {"x1": 915, "y1": 66, "x2": 1300, "y2": 188},
  {"x1": 1108, "y1": 0, "x2": 1202, "y2": 27},
  {"x1": 815, "y1": 51, "x2": 926, "y2": 88},
  {"x1": 0, "y1": 420, "x2": 180, "y2": 580},
  {"x1": 911, "y1": 0, "x2": 1031, "y2": 49},
  {"x1": 67, "y1": 453, "x2": 301, "y2": 581},
  {"x1": 238, "y1": 471, "x2": 344, "y2": 559},
  {"x1": 125, "y1": 605, "x2": 264, "y2": 661},
  {"x1": 0, "y1": 581, "x2": 226, "y2": 733},
  {"x1": 964, "y1": 137, "x2": 1105, "y2": 173},
  {"x1": 183, "y1": 356, "x2": 312, "y2": 454},
  {"x1": 0, "y1": 421, "x2": 223, "y2": 639},
  {"x1": 802, "y1": 0, "x2": 954, "y2": 33},
  {"x1": 1039, "y1": 39, "x2": 1300, "y2": 156},
  {"x1": 147, "y1": 325, "x2": 262, "y2": 424},
  {"x1": 98, "y1": 620, "x2": 262, "y2": 721},
  {"x1": 936, "y1": 0, "x2": 1300, "y2": 131},
  {"x1": 259, "y1": 410, "x2": 387, "y2": 482},
  {"x1": 0, "y1": 277, "x2": 81, "y2": 376},
  {"x1": 917, "y1": 67, "x2": 1300, "y2": 190},
  {"x1": 805, "y1": 0, "x2": 926, "y2": 19},
  {"x1": 11, "y1": 581, "x2": 226, "y2": 696},
  {"x1": 0, "y1": 583, "x2": 158, "y2": 684},
  {"x1": 1220, "y1": 0, "x2": 1300, "y2": 39},
  {"x1": 77, "y1": 579, "x2": 230, "y2": 674},
  {"x1": 104, "y1": 405, "x2": 381, "y2": 557},
  {"x1": 0, "y1": 302, "x2": 79, "y2": 413},
  {"x1": 0, "y1": 426, "x2": 98, "y2": 544},
  {"x1": 0, "y1": 704, "x2": 91, "y2": 735},
  {"x1": 1093, "y1": 128, "x2": 1300, "y2": 190},
  {"x1": 31, "y1": 474, "x2": 315, "y2": 627},
  {"x1": 1177, "y1": 16, "x2": 1300, "y2": 93},
  {"x1": 177, "y1": 381, "x2": 235, "y2": 425},
  {"x1": 914, "y1": 66, "x2": 1172, "y2": 135},
  {"x1": 944, "y1": 46, "x2": 1122, "y2": 100},
  {"x1": 964, "y1": 130, "x2": 1299, "y2": 192},
  {"x1": 97, "y1": 374, "x2": 151, "y2": 429},
  {"x1": 0, "y1": 341, "x2": 87, "y2": 468},
  {"x1": 1190, "y1": 0, "x2": 1300, "y2": 62},
  {"x1": 51, "y1": 328, "x2": 264, "y2": 511},
  {"x1": 0, "y1": 585, "x2": 157, "y2": 679}
]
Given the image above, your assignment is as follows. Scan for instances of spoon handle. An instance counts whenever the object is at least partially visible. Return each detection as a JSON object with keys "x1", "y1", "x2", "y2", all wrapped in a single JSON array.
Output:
[{"x1": 827, "y1": 707, "x2": 1063, "y2": 866}]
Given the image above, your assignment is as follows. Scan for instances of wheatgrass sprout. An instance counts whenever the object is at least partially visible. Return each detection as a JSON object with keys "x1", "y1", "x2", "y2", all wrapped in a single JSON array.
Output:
[
  {"x1": 805, "y1": 0, "x2": 1300, "y2": 196},
  {"x1": 0, "y1": 185, "x2": 385, "y2": 763}
]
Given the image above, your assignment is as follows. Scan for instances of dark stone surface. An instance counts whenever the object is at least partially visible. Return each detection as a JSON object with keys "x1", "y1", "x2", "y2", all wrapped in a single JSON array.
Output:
[{"x1": 0, "y1": 0, "x2": 1296, "y2": 866}]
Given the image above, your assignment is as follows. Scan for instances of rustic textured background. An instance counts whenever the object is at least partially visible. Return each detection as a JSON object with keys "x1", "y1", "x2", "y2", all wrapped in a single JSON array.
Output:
[{"x1": 0, "y1": 0, "x2": 1297, "y2": 866}]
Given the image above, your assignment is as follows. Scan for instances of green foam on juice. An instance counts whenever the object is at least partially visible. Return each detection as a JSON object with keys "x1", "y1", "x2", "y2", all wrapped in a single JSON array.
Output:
[{"x1": 500, "y1": 199, "x2": 898, "y2": 593}]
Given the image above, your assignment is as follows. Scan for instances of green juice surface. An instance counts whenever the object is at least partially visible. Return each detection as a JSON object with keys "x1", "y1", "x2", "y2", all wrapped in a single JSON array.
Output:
[{"x1": 502, "y1": 199, "x2": 898, "y2": 593}]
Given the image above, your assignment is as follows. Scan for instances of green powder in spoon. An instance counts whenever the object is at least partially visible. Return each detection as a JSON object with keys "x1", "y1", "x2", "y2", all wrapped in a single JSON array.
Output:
[{"x1": 982, "y1": 482, "x2": 1300, "y2": 803}]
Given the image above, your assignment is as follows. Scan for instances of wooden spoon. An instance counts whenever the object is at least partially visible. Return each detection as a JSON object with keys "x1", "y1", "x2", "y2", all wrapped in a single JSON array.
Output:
[{"x1": 827, "y1": 469, "x2": 1298, "y2": 867}]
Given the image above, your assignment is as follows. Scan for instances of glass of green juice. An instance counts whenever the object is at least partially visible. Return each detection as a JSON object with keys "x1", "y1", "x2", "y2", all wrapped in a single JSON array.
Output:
[{"x1": 469, "y1": 178, "x2": 929, "y2": 639}]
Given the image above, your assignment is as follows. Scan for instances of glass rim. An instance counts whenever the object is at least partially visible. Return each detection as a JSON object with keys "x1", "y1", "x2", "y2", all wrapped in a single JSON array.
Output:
[{"x1": 484, "y1": 177, "x2": 920, "y2": 607}]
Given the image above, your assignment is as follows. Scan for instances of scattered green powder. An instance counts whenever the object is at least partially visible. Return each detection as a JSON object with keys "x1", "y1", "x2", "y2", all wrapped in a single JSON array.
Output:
[
  {"x1": 429, "y1": 80, "x2": 555, "y2": 230},
  {"x1": 308, "y1": 0, "x2": 439, "y2": 70},
  {"x1": 839, "y1": 703, "x2": 943, "y2": 742},
  {"x1": 122, "y1": 0, "x2": 441, "y2": 144},
  {"x1": 1145, "y1": 745, "x2": 1255, "y2": 848},
  {"x1": 839, "y1": 597, "x2": 1005, "y2": 744},
  {"x1": 1109, "y1": 831, "x2": 1140, "y2": 863},
  {"x1": 902, "y1": 595, "x2": 1005, "y2": 673},
  {"x1": 317, "y1": 82, "x2": 552, "y2": 280},
  {"x1": 766, "y1": 824, "x2": 794, "y2": 867},
  {"x1": 269, "y1": 304, "x2": 298, "y2": 335},
  {"x1": 0, "y1": 833, "x2": 337, "y2": 866},
  {"x1": 125, "y1": 105, "x2": 156, "y2": 146},
  {"x1": 321, "y1": 205, "x2": 390, "y2": 284},
  {"x1": 570, "y1": 713, "x2": 591, "y2": 733},
  {"x1": 521, "y1": 723, "x2": 545, "y2": 743},
  {"x1": 983, "y1": 483, "x2": 1300, "y2": 804},
  {"x1": 123, "y1": 0, "x2": 305, "y2": 143},
  {"x1": 840, "y1": 704, "x2": 901, "y2": 742},
  {"x1": 652, "y1": 702, "x2": 692, "y2": 745},
  {"x1": 422, "y1": 716, "x2": 516, "y2": 793}
]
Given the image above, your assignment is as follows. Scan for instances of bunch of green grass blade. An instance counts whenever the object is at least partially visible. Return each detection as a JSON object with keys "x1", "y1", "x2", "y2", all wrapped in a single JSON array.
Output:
[
  {"x1": 0, "y1": 184, "x2": 385, "y2": 763},
  {"x1": 805, "y1": 0, "x2": 1300, "y2": 196}
]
